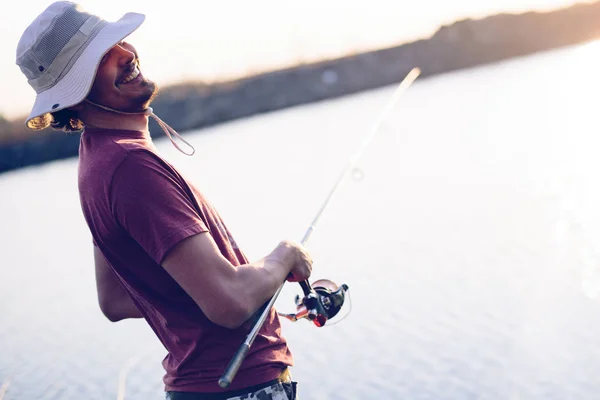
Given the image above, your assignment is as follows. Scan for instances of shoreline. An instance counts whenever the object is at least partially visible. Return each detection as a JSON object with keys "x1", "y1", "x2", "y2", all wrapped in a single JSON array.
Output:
[{"x1": 1, "y1": 1, "x2": 600, "y2": 174}]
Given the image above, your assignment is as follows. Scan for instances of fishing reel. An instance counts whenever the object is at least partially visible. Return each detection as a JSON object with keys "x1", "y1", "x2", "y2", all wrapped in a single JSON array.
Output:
[{"x1": 278, "y1": 279, "x2": 350, "y2": 327}]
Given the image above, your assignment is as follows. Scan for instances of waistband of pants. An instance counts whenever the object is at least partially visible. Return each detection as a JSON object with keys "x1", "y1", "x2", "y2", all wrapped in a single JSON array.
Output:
[{"x1": 166, "y1": 368, "x2": 292, "y2": 400}]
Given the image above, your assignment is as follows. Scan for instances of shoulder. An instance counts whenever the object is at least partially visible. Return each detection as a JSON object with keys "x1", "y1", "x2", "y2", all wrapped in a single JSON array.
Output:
[
  {"x1": 114, "y1": 149, "x2": 179, "y2": 180},
  {"x1": 110, "y1": 150, "x2": 190, "y2": 202}
]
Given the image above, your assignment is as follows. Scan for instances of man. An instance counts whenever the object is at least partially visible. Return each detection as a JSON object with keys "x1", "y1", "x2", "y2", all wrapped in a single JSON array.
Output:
[{"x1": 16, "y1": 2, "x2": 312, "y2": 399}]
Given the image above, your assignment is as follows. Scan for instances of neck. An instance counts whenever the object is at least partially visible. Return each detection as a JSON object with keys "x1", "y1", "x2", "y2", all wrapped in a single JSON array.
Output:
[
  {"x1": 80, "y1": 100, "x2": 149, "y2": 131},
  {"x1": 81, "y1": 99, "x2": 196, "y2": 156}
]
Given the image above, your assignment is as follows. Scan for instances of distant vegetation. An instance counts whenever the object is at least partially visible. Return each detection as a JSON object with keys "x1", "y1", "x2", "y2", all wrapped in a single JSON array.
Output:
[{"x1": 2, "y1": 0, "x2": 600, "y2": 174}]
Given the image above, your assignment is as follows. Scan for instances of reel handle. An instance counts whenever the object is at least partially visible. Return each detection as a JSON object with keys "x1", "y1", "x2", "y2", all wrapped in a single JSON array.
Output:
[{"x1": 299, "y1": 280, "x2": 313, "y2": 296}]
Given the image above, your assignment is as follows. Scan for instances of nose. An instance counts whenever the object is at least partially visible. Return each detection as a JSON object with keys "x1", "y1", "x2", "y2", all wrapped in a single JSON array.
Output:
[{"x1": 113, "y1": 43, "x2": 136, "y2": 66}]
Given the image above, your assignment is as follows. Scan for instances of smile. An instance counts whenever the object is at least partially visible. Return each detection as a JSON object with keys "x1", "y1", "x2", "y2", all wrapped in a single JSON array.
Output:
[{"x1": 120, "y1": 67, "x2": 140, "y2": 84}]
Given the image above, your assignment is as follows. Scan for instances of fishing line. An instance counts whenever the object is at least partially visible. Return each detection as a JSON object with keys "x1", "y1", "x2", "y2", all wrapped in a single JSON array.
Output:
[
  {"x1": 300, "y1": 67, "x2": 421, "y2": 246},
  {"x1": 116, "y1": 346, "x2": 157, "y2": 400},
  {"x1": 0, "y1": 376, "x2": 11, "y2": 400}
]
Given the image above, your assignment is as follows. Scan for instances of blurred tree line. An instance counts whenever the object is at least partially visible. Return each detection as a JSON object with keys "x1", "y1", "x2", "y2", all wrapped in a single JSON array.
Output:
[{"x1": 2, "y1": 0, "x2": 600, "y2": 174}]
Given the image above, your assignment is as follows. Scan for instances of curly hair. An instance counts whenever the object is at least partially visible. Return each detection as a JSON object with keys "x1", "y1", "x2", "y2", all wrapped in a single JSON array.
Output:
[{"x1": 50, "y1": 108, "x2": 84, "y2": 132}]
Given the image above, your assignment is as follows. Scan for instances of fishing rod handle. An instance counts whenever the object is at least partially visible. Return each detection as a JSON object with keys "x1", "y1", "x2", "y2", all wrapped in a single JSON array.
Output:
[
  {"x1": 219, "y1": 283, "x2": 285, "y2": 388},
  {"x1": 218, "y1": 343, "x2": 250, "y2": 388}
]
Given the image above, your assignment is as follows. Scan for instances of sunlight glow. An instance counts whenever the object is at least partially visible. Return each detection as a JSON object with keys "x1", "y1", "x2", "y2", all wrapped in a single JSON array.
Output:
[{"x1": 0, "y1": 0, "x2": 593, "y2": 118}]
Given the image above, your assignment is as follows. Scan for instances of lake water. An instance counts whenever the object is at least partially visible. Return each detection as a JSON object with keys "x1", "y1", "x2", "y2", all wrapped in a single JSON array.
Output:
[{"x1": 3, "y1": 41, "x2": 600, "y2": 400}]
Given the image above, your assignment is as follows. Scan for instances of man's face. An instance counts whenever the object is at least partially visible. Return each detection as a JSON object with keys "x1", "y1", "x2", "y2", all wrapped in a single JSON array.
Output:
[{"x1": 87, "y1": 41, "x2": 157, "y2": 112}]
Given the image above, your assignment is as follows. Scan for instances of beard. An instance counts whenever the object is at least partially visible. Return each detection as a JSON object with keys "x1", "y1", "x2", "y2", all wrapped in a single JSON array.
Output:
[
  {"x1": 85, "y1": 74, "x2": 160, "y2": 116},
  {"x1": 124, "y1": 79, "x2": 159, "y2": 113}
]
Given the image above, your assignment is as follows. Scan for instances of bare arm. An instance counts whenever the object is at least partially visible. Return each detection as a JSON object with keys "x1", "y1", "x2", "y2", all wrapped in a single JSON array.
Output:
[
  {"x1": 162, "y1": 232, "x2": 312, "y2": 329},
  {"x1": 94, "y1": 246, "x2": 144, "y2": 322}
]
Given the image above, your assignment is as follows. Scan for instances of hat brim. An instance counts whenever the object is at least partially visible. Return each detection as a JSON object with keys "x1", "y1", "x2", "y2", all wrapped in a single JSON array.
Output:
[{"x1": 26, "y1": 12, "x2": 145, "y2": 130}]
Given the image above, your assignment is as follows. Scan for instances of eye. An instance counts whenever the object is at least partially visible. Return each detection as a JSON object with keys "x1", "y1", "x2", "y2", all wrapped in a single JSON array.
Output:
[{"x1": 99, "y1": 52, "x2": 109, "y2": 65}]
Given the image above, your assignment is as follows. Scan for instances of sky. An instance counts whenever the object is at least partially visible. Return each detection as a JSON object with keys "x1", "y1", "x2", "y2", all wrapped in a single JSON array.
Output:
[{"x1": 0, "y1": 0, "x2": 592, "y2": 119}]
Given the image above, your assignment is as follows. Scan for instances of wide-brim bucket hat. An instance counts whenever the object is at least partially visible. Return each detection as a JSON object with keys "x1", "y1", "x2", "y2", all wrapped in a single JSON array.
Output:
[{"x1": 16, "y1": 1, "x2": 145, "y2": 130}]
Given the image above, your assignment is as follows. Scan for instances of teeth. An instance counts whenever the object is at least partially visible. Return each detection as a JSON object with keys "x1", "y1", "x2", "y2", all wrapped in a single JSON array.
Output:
[{"x1": 121, "y1": 67, "x2": 140, "y2": 84}]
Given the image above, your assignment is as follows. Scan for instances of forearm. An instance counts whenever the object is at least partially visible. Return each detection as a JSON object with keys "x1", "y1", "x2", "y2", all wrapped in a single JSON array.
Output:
[
  {"x1": 162, "y1": 235, "x2": 311, "y2": 329},
  {"x1": 230, "y1": 242, "x2": 296, "y2": 320}
]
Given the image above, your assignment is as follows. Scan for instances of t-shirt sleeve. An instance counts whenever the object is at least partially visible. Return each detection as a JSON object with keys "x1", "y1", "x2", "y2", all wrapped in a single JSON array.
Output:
[{"x1": 110, "y1": 150, "x2": 208, "y2": 264}]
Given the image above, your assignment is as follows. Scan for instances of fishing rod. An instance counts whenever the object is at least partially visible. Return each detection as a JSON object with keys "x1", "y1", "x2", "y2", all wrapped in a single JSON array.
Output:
[{"x1": 218, "y1": 67, "x2": 422, "y2": 389}]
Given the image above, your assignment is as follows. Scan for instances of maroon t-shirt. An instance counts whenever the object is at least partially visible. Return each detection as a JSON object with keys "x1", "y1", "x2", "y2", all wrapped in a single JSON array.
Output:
[{"x1": 77, "y1": 127, "x2": 293, "y2": 393}]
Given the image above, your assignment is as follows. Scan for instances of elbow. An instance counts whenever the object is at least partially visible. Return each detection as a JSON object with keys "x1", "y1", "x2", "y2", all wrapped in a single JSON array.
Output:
[
  {"x1": 204, "y1": 297, "x2": 253, "y2": 330},
  {"x1": 98, "y1": 299, "x2": 125, "y2": 323},
  {"x1": 103, "y1": 310, "x2": 125, "y2": 323}
]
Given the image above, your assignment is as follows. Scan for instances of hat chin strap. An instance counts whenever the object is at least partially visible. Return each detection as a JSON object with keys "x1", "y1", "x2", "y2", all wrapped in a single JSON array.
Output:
[{"x1": 84, "y1": 99, "x2": 195, "y2": 156}]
